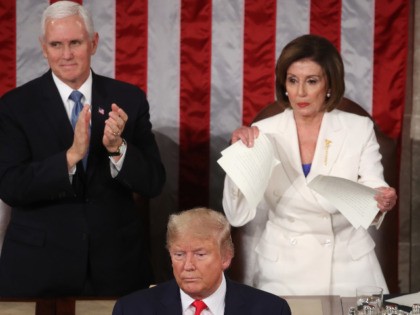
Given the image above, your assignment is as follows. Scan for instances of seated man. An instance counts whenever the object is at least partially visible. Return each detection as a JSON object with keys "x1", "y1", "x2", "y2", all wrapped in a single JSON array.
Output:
[{"x1": 113, "y1": 207, "x2": 291, "y2": 315}]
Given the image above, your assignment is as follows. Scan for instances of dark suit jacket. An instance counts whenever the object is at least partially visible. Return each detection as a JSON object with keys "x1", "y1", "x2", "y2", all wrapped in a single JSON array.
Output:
[
  {"x1": 112, "y1": 278, "x2": 291, "y2": 315},
  {"x1": 0, "y1": 70, "x2": 166, "y2": 297}
]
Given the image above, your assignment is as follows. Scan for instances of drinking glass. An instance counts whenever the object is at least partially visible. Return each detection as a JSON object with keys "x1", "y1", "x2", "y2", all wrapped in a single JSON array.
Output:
[
  {"x1": 356, "y1": 286, "x2": 383, "y2": 314},
  {"x1": 385, "y1": 304, "x2": 399, "y2": 314},
  {"x1": 362, "y1": 304, "x2": 378, "y2": 314}
]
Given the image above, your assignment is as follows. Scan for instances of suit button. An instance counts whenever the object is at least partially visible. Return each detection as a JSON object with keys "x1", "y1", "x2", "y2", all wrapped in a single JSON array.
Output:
[
  {"x1": 324, "y1": 239, "x2": 332, "y2": 247},
  {"x1": 290, "y1": 238, "x2": 297, "y2": 246},
  {"x1": 231, "y1": 188, "x2": 239, "y2": 199}
]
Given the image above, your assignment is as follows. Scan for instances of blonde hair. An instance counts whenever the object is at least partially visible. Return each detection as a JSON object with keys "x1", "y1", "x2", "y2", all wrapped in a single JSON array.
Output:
[{"x1": 166, "y1": 207, "x2": 234, "y2": 258}]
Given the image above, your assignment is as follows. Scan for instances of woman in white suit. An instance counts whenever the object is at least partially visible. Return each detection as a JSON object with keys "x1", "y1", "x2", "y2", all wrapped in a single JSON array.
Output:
[{"x1": 222, "y1": 34, "x2": 397, "y2": 297}]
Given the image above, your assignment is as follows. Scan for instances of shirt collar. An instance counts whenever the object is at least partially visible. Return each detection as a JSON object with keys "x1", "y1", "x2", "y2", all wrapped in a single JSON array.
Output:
[
  {"x1": 52, "y1": 70, "x2": 93, "y2": 107},
  {"x1": 180, "y1": 274, "x2": 227, "y2": 315}
]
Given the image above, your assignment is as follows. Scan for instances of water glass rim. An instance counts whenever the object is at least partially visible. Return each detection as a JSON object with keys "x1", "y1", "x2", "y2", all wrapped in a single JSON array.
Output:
[{"x1": 356, "y1": 286, "x2": 384, "y2": 294}]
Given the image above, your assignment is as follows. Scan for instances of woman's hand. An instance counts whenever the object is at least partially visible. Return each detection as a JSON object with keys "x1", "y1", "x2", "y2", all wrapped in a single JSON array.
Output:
[
  {"x1": 231, "y1": 126, "x2": 260, "y2": 147},
  {"x1": 374, "y1": 187, "x2": 397, "y2": 213}
]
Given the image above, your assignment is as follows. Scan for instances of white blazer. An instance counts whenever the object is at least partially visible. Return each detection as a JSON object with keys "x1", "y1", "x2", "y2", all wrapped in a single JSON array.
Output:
[{"x1": 223, "y1": 109, "x2": 389, "y2": 296}]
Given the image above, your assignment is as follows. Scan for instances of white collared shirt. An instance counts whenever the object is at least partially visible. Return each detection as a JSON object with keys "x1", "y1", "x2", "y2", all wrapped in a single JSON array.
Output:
[
  {"x1": 52, "y1": 71, "x2": 92, "y2": 120},
  {"x1": 180, "y1": 274, "x2": 226, "y2": 315}
]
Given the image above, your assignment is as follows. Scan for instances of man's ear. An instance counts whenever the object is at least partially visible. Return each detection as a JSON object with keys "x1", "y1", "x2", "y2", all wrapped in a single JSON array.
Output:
[
  {"x1": 39, "y1": 37, "x2": 48, "y2": 59},
  {"x1": 221, "y1": 253, "x2": 233, "y2": 271},
  {"x1": 91, "y1": 32, "x2": 99, "y2": 55}
]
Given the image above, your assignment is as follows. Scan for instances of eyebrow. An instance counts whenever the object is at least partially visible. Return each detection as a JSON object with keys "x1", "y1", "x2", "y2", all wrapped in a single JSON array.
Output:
[{"x1": 287, "y1": 73, "x2": 323, "y2": 77}]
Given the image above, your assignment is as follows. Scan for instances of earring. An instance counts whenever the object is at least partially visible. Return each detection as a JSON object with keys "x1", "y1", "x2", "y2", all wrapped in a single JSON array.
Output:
[
  {"x1": 326, "y1": 91, "x2": 331, "y2": 98},
  {"x1": 285, "y1": 91, "x2": 288, "y2": 96}
]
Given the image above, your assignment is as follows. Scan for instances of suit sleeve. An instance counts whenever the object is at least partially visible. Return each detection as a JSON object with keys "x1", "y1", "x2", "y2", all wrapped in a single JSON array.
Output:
[
  {"x1": 222, "y1": 119, "x2": 273, "y2": 227},
  {"x1": 222, "y1": 175, "x2": 258, "y2": 227},
  {"x1": 356, "y1": 118, "x2": 388, "y2": 228},
  {"x1": 113, "y1": 88, "x2": 166, "y2": 198},
  {"x1": 356, "y1": 118, "x2": 388, "y2": 188},
  {"x1": 0, "y1": 98, "x2": 75, "y2": 207},
  {"x1": 112, "y1": 300, "x2": 123, "y2": 315}
]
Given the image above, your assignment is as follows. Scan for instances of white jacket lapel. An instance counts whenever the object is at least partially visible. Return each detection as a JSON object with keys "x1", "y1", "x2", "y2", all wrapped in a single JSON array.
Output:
[
  {"x1": 306, "y1": 111, "x2": 346, "y2": 213},
  {"x1": 264, "y1": 110, "x2": 318, "y2": 204},
  {"x1": 308, "y1": 110, "x2": 346, "y2": 182}
]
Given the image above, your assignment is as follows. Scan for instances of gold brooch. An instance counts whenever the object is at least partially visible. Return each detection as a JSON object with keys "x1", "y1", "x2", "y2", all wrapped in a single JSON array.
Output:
[{"x1": 324, "y1": 139, "x2": 332, "y2": 165}]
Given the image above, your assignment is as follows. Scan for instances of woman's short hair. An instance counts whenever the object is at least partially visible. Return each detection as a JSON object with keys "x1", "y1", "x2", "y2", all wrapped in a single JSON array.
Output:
[
  {"x1": 41, "y1": 0, "x2": 95, "y2": 40},
  {"x1": 166, "y1": 207, "x2": 234, "y2": 258},
  {"x1": 276, "y1": 34, "x2": 345, "y2": 112}
]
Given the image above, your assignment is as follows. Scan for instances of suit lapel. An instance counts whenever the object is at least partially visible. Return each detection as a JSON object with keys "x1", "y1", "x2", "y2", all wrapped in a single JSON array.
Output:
[
  {"x1": 224, "y1": 279, "x2": 246, "y2": 315},
  {"x1": 90, "y1": 73, "x2": 109, "y2": 149},
  {"x1": 269, "y1": 110, "x2": 345, "y2": 207},
  {"x1": 306, "y1": 111, "x2": 346, "y2": 213},
  {"x1": 85, "y1": 73, "x2": 111, "y2": 179},
  {"x1": 269, "y1": 110, "x2": 311, "y2": 201},
  {"x1": 307, "y1": 110, "x2": 346, "y2": 182},
  {"x1": 158, "y1": 280, "x2": 183, "y2": 315},
  {"x1": 38, "y1": 71, "x2": 74, "y2": 150},
  {"x1": 275, "y1": 109, "x2": 302, "y2": 175}
]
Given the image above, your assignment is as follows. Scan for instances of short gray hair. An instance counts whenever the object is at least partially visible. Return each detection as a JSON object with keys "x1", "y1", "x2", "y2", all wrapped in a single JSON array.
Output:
[
  {"x1": 41, "y1": 1, "x2": 95, "y2": 39},
  {"x1": 166, "y1": 207, "x2": 235, "y2": 258}
]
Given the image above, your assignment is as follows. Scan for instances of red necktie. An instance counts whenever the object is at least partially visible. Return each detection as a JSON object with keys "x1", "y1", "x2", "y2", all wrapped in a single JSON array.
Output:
[{"x1": 192, "y1": 300, "x2": 207, "y2": 315}]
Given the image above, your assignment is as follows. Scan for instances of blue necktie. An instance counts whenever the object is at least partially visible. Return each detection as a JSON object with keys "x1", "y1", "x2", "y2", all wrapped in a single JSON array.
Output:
[
  {"x1": 69, "y1": 90, "x2": 88, "y2": 168},
  {"x1": 69, "y1": 90, "x2": 84, "y2": 129}
]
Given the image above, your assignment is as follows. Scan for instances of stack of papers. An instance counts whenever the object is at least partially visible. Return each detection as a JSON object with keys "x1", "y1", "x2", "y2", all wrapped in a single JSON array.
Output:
[
  {"x1": 386, "y1": 292, "x2": 420, "y2": 308},
  {"x1": 308, "y1": 175, "x2": 379, "y2": 229},
  {"x1": 217, "y1": 134, "x2": 280, "y2": 209}
]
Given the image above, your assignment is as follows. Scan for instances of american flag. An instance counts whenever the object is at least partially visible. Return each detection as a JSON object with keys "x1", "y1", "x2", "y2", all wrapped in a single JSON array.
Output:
[{"x1": 0, "y1": 0, "x2": 409, "y2": 261}]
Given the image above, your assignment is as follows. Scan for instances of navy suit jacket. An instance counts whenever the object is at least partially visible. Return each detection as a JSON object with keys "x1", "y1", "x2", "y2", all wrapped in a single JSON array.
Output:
[
  {"x1": 0, "y1": 70, "x2": 165, "y2": 297},
  {"x1": 112, "y1": 278, "x2": 291, "y2": 315}
]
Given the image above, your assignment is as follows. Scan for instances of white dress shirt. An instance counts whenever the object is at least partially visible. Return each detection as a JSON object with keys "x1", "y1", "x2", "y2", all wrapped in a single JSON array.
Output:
[{"x1": 180, "y1": 274, "x2": 226, "y2": 315}]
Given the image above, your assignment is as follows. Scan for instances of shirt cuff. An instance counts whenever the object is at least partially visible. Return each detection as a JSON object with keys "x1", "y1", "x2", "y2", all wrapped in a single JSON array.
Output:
[{"x1": 109, "y1": 149, "x2": 127, "y2": 178}]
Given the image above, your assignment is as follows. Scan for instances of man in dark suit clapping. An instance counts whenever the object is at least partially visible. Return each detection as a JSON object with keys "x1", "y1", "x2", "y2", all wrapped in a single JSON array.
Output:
[
  {"x1": 0, "y1": 0, "x2": 165, "y2": 297},
  {"x1": 112, "y1": 208, "x2": 291, "y2": 315}
]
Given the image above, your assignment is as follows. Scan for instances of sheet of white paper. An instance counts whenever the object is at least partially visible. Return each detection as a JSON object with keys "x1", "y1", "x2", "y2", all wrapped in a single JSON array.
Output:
[
  {"x1": 307, "y1": 175, "x2": 378, "y2": 229},
  {"x1": 217, "y1": 134, "x2": 280, "y2": 209},
  {"x1": 386, "y1": 292, "x2": 420, "y2": 307}
]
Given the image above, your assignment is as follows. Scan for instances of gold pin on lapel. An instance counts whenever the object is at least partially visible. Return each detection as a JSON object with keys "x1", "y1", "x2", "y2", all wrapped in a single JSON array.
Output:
[{"x1": 324, "y1": 139, "x2": 332, "y2": 165}]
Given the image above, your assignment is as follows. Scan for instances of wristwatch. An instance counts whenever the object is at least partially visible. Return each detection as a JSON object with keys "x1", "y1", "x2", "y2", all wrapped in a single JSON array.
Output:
[{"x1": 108, "y1": 138, "x2": 127, "y2": 156}]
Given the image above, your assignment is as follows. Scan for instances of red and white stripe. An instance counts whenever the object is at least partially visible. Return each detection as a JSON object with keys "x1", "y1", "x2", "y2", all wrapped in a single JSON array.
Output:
[{"x1": 0, "y1": 0, "x2": 409, "y2": 222}]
